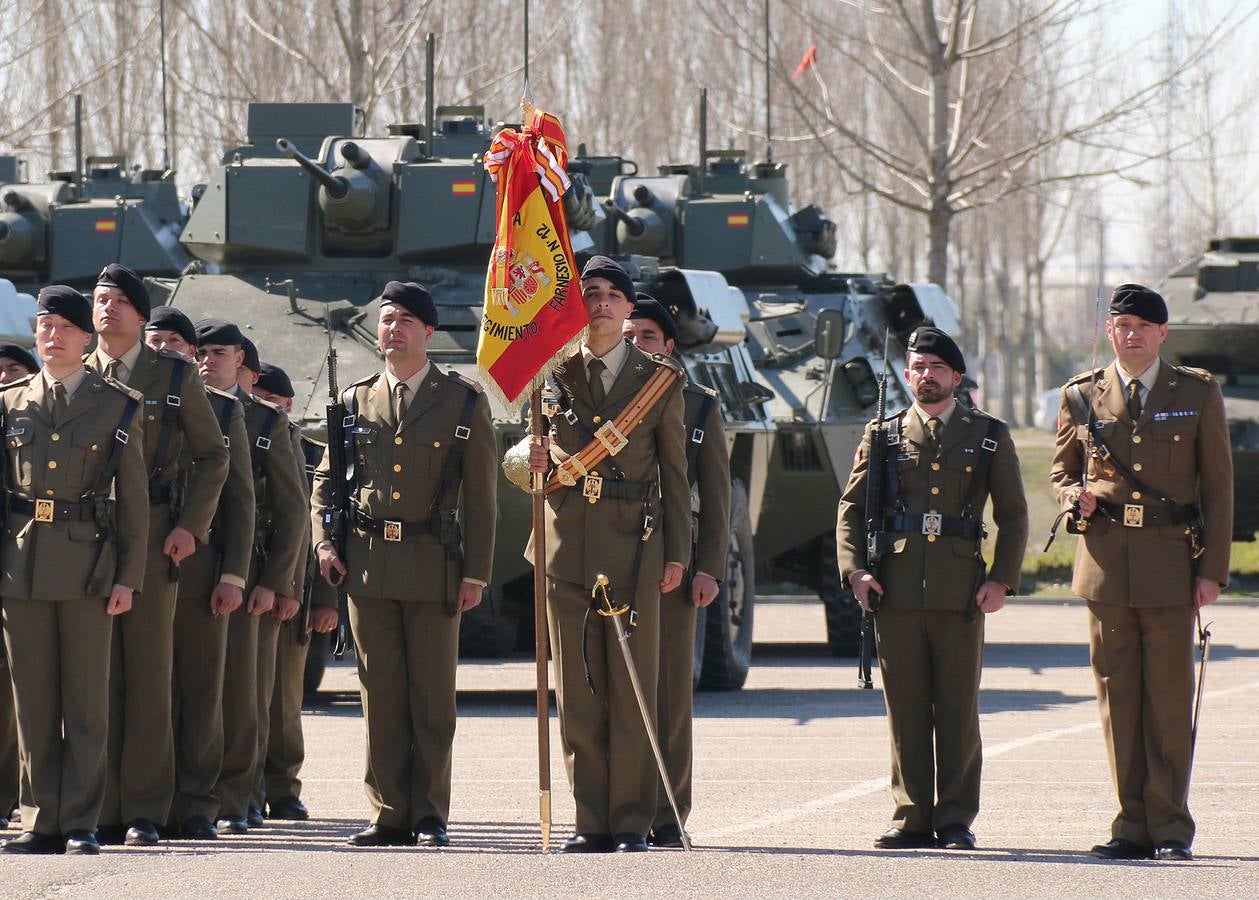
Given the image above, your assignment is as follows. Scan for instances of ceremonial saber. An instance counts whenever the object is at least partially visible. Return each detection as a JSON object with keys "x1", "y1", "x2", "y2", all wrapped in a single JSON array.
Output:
[
  {"x1": 531, "y1": 388, "x2": 552, "y2": 853},
  {"x1": 593, "y1": 575, "x2": 691, "y2": 851},
  {"x1": 1191, "y1": 610, "x2": 1213, "y2": 761}
]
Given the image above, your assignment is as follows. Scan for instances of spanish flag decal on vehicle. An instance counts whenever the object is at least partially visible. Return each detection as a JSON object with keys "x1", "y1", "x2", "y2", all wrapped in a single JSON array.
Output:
[
  {"x1": 451, "y1": 181, "x2": 477, "y2": 195},
  {"x1": 726, "y1": 213, "x2": 750, "y2": 227},
  {"x1": 95, "y1": 219, "x2": 118, "y2": 233}
]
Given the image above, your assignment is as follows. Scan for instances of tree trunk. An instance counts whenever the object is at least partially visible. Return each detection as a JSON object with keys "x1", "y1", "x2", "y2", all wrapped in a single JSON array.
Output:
[
  {"x1": 348, "y1": 0, "x2": 367, "y2": 112},
  {"x1": 926, "y1": 34, "x2": 952, "y2": 288}
]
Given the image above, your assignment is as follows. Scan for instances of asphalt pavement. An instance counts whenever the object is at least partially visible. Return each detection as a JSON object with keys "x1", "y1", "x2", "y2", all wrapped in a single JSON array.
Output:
[{"x1": 3, "y1": 596, "x2": 1257, "y2": 898}]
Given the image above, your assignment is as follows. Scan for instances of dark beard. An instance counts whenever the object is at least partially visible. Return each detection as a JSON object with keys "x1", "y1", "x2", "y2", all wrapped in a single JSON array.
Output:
[{"x1": 913, "y1": 381, "x2": 952, "y2": 404}]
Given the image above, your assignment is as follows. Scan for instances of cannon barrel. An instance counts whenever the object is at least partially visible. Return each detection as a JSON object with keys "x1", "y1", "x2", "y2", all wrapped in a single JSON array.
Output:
[
  {"x1": 602, "y1": 200, "x2": 647, "y2": 238},
  {"x1": 275, "y1": 138, "x2": 349, "y2": 201},
  {"x1": 0, "y1": 221, "x2": 9, "y2": 241},
  {"x1": 339, "y1": 141, "x2": 371, "y2": 171},
  {"x1": 3, "y1": 190, "x2": 24, "y2": 211}
]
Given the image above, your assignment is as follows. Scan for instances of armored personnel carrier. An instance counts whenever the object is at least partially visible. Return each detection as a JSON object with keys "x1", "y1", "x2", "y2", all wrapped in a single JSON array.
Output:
[
  {"x1": 0, "y1": 152, "x2": 190, "y2": 293},
  {"x1": 1160, "y1": 236, "x2": 1259, "y2": 541},
  {"x1": 579, "y1": 112, "x2": 962, "y2": 656},
  {"x1": 155, "y1": 98, "x2": 776, "y2": 690}
]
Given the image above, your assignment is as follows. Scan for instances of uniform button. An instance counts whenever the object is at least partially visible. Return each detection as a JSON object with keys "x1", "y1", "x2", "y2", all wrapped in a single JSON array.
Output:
[
  {"x1": 45, "y1": 489, "x2": 54, "y2": 497},
  {"x1": 591, "y1": 471, "x2": 600, "y2": 478},
  {"x1": 1133, "y1": 462, "x2": 1143, "y2": 472},
  {"x1": 930, "y1": 486, "x2": 940, "y2": 495},
  {"x1": 588, "y1": 497, "x2": 597, "y2": 505},
  {"x1": 1132, "y1": 491, "x2": 1142, "y2": 500},
  {"x1": 90, "y1": 444, "x2": 98, "y2": 451},
  {"x1": 433, "y1": 441, "x2": 441, "y2": 448},
  {"x1": 51, "y1": 433, "x2": 60, "y2": 442},
  {"x1": 1173, "y1": 434, "x2": 1181, "y2": 442},
  {"x1": 1132, "y1": 435, "x2": 1142, "y2": 444},
  {"x1": 927, "y1": 534, "x2": 937, "y2": 543},
  {"x1": 47, "y1": 460, "x2": 57, "y2": 470},
  {"x1": 965, "y1": 465, "x2": 973, "y2": 473},
  {"x1": 394, "y1": 437, "x2": 403, "y2": 446},
  {"x1": 593, "y1": 415, "x2": 602, "y2": 424},
  {"x1": 393, "y1": 464, "x2": 402, "y2": 473},
  {"x1": 391, "y1": 491, "x2": 401, "y2": 500},
  {"x1": 931, "y1": 462, "x2": 941, "y2": 471},
  {"x1": 148, "y1": 414, "x2": 155, "y2": 421}
]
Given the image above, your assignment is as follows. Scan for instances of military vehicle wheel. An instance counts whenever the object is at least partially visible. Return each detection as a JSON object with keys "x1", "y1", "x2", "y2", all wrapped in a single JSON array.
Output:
[
  {"x1": 699, "y1": 479, "x2": 755, "y2": 691},
  {"x1": 303, "y1": 631, "x2": 331, "y2": 697},
  {"x1": 458, "y1": 581, "x2": 527, "y2": 658},
  {"x1": 819, "y1": 535, "x2": 863, "y2": 657}
]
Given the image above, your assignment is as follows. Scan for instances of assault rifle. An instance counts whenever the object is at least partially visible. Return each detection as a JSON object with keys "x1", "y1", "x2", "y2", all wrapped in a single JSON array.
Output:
[
  {"x1": 322, "y1": 317, "x2": 352, "y2": 658},
  {"x1": 858, "y1": 330, "x2": 892, "y2": 689}
]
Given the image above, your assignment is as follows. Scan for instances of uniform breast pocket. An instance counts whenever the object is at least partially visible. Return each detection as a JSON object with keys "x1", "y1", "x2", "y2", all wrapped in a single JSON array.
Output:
[
  {"x1": 351, "y1": 426, "x2": 381, "y2": 486},
  {"x1": 70, "y1": 431, "x2": 105, "y2": 489},
  {"x1": 1145, "y1": 419, "x2": 1196, "y2": 472},
  {"x1": 6, "y1": 423, "x2": 37, "y2": 487},
  {"x1": 409, "y1": 434, "x2": 445, "y2": 478},
  {"x1": 894, "y1": 451, "x2": 921, "y2": 491}
]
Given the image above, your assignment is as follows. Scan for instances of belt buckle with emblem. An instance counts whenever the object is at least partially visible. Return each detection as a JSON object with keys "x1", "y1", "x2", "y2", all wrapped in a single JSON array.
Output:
[
  {"x1": 383, "y1": 520, "x2": 403, "y2": 542},
  {"x1": 583, "y1": 475, "x2": 603, "y2": 501},
  {"x1": 922, "y1": 511, "x2": 943, "y2": 536},
  {"x1": 1123, "y1": 504, "x2": 1144, "y2": 528},
  {"x1": 34, "y1": 499, "x2": 55, "y2": 523},
  {"x1": 595, "y1": 420, "x2": 629, "y2": 456}
]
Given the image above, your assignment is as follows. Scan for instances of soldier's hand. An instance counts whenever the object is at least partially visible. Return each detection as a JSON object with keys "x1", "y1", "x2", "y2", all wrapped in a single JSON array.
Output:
[
  {"x1": 163, "y1": 526, "x2": 197, "y2": 564},
  {"x1": 528, "y1": 435, "x2": 551, "y2": 474},
  {"x1": 975, "y1": 580, "x2": 1008, "y2": 614},
  {"x1": 457, "y1": 580, "x2": 485, "y2": 613},
  {"x1": 849, "y1": 570, "x2": 884, "y2": 612},
  {"x1": 248, "y1": 585, "x2": 276, "y2": 616},
  {"x1": 1074, "y1": 489, "x2": 1097, "y2": 519},
  {"x1": 106, "y1": 585, "x2": 134, "y2": 616},
  {"x1": 211, "y1": 582, "x2": 244, "y2": 616},
  {"x1": 660, "y1": 562, "x2": 685, "y2": 593},
  {"x1": 690, "y1": 572, "x2": 720, "y2": 608},
  {"x1": 274, "y1": 595, "x2": 301, "y2": 621},
  {"x1": 318, "y1": 544, "x2": 347, "y2": 586},
  {"x1": 309, "y1": 606, "x2": 339, "y2": 633},
  {"x1": 1194, "y1": 576, "x2": 1221, "y2": 608}
]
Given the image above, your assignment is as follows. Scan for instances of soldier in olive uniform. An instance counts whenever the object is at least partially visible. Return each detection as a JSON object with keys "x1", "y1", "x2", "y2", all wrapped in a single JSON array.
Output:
[
  {"x1": 522, "y1": 257, "x2": 691, "y2": 854},
  {"x1": 622, "y1": 295, "x2": 730, "y2": 848},
  {"x1": 0, "y1": 342, "x2": 38, "y2": 830},
  {"x1": 0, "y1": 286, "x2": 148, "y2": 855},
  {"x1": 144, "y1": 308, "x2": 255, "y2": 839},
  {"x1": 1051, "y1": 284, "x2": 1233, "y2": 862},
  {"x1": 253, "y1": 362, "x2": 338, "y2": 822},
  {"x1": 838, "y1": 327, "x2": 1028, "y2": 851},
  {"x1": 195, "y1": 320, "x2": 306, "y2": 836},
  {"x1": 313, "y1": 281, "x2": 497, "y2": 848},
  {"x1": 86, "y1": 265, "x2": 230, "y2": 847}
]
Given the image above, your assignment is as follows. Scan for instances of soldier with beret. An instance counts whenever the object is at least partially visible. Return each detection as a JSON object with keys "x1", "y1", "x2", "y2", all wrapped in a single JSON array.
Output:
[
  {"x1": 1051, "y1": 284, "x2": 1233, "y2": 861},
  {"x1": 313, "y1": 281, "x2": 497, "y2": 848},
  {"x1": 145, "y1": 308, "x2": 254, "y2": 839},
  {"x1": 838, "y1": 326, "x2": 1027, "y2": 851},
  {"x1": 520, "y1": 256, "x2": 691, "y2": 853},
  {"x1": 622, "y1": 294, "x2": 730, "y2": 848},
  {"x1": 0, "y1": 342, "x2": 37, "y2": 830},
  {"x1": 86, "y1": 266, "x2": 230, "y2": 847},
  {"x1": 195, "y1": 319, "x2": 306, "y2": 835},
  {"x1": 252, "y1": 361, "x2": 338, "y2": 822},
  {"x1": 1, "y1": 286, "x2": 148, "y2": 855}
]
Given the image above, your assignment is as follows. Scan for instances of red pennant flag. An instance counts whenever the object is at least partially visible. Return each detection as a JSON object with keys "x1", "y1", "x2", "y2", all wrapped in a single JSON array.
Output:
[
  {"x1": 792, "y1": 44, "x2": 818, "y2": 80},
  {"x1": 478, "y1": 105, "x2": 589, "y2": 411}
]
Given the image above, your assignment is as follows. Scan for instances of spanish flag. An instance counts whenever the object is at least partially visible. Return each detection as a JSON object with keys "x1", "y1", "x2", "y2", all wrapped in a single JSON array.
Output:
[{"x1": 478, "y1": 104, "x2": 588, "y2": 412}]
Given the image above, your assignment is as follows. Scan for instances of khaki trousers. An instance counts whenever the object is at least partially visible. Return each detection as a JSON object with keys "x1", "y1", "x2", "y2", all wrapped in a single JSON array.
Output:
[
  {"x1": 102, "y1": 564, "x2": 178, "y2": 827},
  {"x1": 265, "y1": 622, "x2": 310, "y2": 803},
  {"x1": 0, "y1": 656, "x2": 17, "y2": 816},
  {"x1": 654, "y1": 585, "x2": 695, "y2": 830},
  {"x1": 1088, "y1": 601, "x2": 1196, "y2": 846},
  {"x1": 249, "y1": 615, "x2": 281, "y2": 810},
  {"x1": 548, "y1": 577, "x2": 660, "y2": 837},
  {"x1": 170, "y1": 591, "x2": 230, "y2": 824},
  {"x1": 875, "y1": 607, "x2": 985, "y2": 833},
  {"x1": 3, "y1": 596, "x2": 113, "y2": 835},
  {"x1": 215, "y1": 606, "x2": 259, "y2": 820},
  {"x1": 350, "y1": 596, "x2": 459, "y2": 830}
]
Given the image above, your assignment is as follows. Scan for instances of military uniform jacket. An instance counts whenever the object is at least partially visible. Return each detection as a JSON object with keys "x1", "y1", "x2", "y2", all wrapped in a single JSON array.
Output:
[
  {"x1": 1050, "y1": 360, "x2": 1232, "y2": 606},
  {"x1": 177, "y1": 387, "x2": 255, "y2": 600},
  {"x1": 86, "y1": 345, "x2": 230, "y2": 559},
  {"x1": 683, "y1": 383, "x2": 731, "y2": 580},
  {"x1": 837, "y1": 404, "x2": 1028, "y2": 611},
  {"x1": 298, "y1": 434, "x2": 336, "y2": 609},
  {"x1": 1, "y1": 369, "x2": 148, "y2": 598},
  {"x1": 525, "y1": 342, "x2": 690, "y2": 590},
  {"x1": 238, "y1": 389, "x2": 306, "y2": 595},
  {"x1": 310, "y1": 366, "x2": 497, "y2": 602}
]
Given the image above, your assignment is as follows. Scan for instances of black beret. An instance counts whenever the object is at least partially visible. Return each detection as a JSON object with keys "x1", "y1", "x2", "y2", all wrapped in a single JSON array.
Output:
[
  {"x1": 36, "y1": 284, "x2": 94, "y2": 334},
  {"x1": 580, "y1": 255, "x2": 635, "y2": 303},
  {"x1": 255, "y1": 361, "x2": 294, "y2": 398},
  {"x1": 194, "y1": 317, "x2": 244, "y2": 348},
  {"x1": 96, "y1": 263, "x2": 151, "y2": 320},
  {"x1": 1108, "y1": 283, "x2": 1167, "y2": 324},
  {"x1": 145, "y1": 305, "x2": 197, "y2": 347},
  {"x1": 378, "y1": 281, "x2": 438, "y2": 328},
  {"x1": 0, "y1": 342, "x2": 39, "y2": 374},
  {"x1": 907, "y1": 326, "x2": 966, "y2": 374},
  {"x1": 629, "y1": 293, "x2": 678, "y2": 343},
  {"x1": 240, "y1": 336, "x2": 261, "y2": 373}
]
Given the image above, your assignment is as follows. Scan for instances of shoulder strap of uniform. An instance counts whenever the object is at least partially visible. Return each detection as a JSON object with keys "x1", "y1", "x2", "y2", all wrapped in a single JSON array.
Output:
[
  {"x1": 686, "y1": 392, "x2": 717, "y2": 485},
  {"x1": 250, "y1": 401, "x2": 281, "y2": 478},
  {"x1": 431, "y1": 379, "x2": 479, "y2": 515},
  {"x1": 150, "y1": 357, "x2": 189, "y2": 484},
  {"x1": 959, "y1": 418, "x2": 1002, "y2": 519},
  {"x1": 209, "y1": 390, "x2": 236, "y2": 447},
  {"x1": 882, "y1": 414, "x2": 905, "y2": 514},
  {"x1": 85, "y1": 390, "x2": 141, "y2": 501}
]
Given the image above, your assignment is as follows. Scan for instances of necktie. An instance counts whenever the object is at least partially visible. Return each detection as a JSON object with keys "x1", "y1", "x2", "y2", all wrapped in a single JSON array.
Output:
[
  {"x1": 1126, "y1": 380, "x2": 1142, "y2": 422},
  {"x1": 105, "y1": 359, "x2": 122, "y2": 382},
  {"x1": 394, "y1": 383, "x2": 409, "y2": 427},
  {"x1": 588, "y1": 358, "x2": 607, "y2": 408},
  {"x1": 51, "y1": 381, "x2": 68, "y2": 425},
  {"x1": 926, "y1": 416, "x2": 942, "y2": 453}
]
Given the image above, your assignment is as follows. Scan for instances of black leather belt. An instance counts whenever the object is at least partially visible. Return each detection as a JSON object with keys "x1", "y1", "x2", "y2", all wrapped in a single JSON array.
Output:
[
  {"x1": 352, "y1": 506, "x2": 434, "y2": 542},
  {"x1": 6, "y1": 495, "x2": 97, "y2": 523},
  {"x1": 150, "y1": 481, "x2": 177, "y2": 506},
  {"x1": 577, "y1": 476, "x2": 652, "y2": 503},
  {"x1": 885, "y1": 512, "x2": 982, "y2": 540},
  {"x1": 1097, "y1": 500, "x2": 1198, "y2": 528}
]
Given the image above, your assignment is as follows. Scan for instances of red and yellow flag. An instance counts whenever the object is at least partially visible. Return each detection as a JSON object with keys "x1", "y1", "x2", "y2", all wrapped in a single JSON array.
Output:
[{"x1": 478, "y1": 105, "x2": 588, "y2": 411}]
